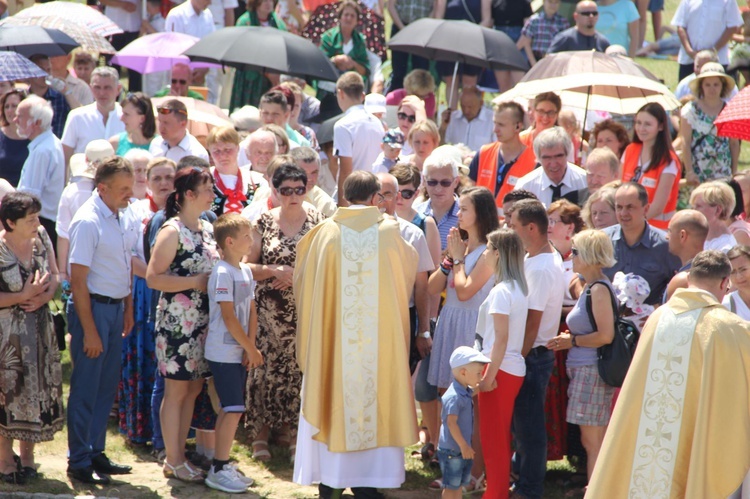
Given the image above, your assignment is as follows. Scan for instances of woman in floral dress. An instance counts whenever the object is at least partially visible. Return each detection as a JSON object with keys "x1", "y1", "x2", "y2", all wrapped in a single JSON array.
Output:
[
  {"x1": 245, "y1": 163, "x2": 324, "y2": 461},
  {"x1": 680, "y1": 64, "x2": 739, "y2": 207},
  {"x1": 147, "y1": 167, "x2": 219, "y2": 483},
  {"x1": 0, "y1": 193, "x2": 62, "y2": 483}
]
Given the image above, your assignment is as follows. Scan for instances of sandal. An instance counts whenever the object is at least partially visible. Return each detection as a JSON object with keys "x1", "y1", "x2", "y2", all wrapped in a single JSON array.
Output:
[
  {"x1": 289, "y1": 443, "x2": 296, "y2": 464},
  {"x1": 251, "y1": 440, "x2": 271, "y2": 462},
  {"x1": 428, "y1": 478, "x2": 443, "y2": 490},
  {"x1": 163, "y1": 461, "x2": 204, "y2": 483},
  {"x1": 464, "y1": 473, "x2": 486, "y2": 492}
]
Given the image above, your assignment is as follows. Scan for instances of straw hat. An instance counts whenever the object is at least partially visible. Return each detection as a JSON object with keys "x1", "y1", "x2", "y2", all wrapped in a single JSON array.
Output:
[{"x1": 689, "y1": 62, "x2": 736, "y2": 98}]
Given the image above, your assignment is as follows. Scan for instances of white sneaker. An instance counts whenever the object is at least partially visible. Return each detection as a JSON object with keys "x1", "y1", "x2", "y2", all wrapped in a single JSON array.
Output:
[
  {"x1": 226, "y1": 463, "x2": 255, "y2": 486},
  {"x1": 205, "y1": 466, "x2": 248, "y2": 494}
]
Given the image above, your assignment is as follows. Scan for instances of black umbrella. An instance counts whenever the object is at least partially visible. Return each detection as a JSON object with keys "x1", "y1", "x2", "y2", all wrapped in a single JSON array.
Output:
[
  {"x1": 388, "y1": 19, "x2": 529, "y2": 72},
  {"x1": 0, "y1": 25, "x2": 79, "y2": 58},
  {"x1": 183, "y1": 26, "x2": 340, "y2": 82},
  {"x1": 316, "y1": 113, "x2": 344, "y2": 145},
  {"x1": 388, "y1": 19, "x2": 528, "y2": 108}
]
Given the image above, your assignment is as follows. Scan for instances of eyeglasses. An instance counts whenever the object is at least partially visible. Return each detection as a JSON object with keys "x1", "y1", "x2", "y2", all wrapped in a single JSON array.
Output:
[
  {"x1": 535, "y1": 109, "x2": 558, "y2": 117},
  {"x1": 397, "y1": 112, "x2": 416, "y2": 123},
  {"x1": 549, "y1": 219, "x2": 561, "y2": 227},
  {"x1": 278, "y1": 186, "x2": 306, "y2": 196},
  {"x1": 157, "y1": 106, "x2": 188, "y2": 117},
  {"x1": 571, "y1": 248, "x2": 579, "y2": 256},
  {"x1": 380, "y1": 191, "x2": 396, "y2": 201},
  {"x1": 399, "y1": 188, "x2": 416, "y2": 199},
  {"x1": 171, "y1": 79, "x2": 188, "y2": 85},
  {"x1": 577, "y1": 10, "x2": 598, "y2": 16},
  {"x1": 425, "y1": 179, "x2": 454, "y2": 188}
]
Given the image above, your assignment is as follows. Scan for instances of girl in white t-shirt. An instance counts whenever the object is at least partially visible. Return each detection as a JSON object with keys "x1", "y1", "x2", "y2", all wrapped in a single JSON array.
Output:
[
  {"x1": 725, "y1": 245, "x2": 750, "y2": 321},
  {"x1": 475, "y1": 228, "x2": 529, "y2": 498}
]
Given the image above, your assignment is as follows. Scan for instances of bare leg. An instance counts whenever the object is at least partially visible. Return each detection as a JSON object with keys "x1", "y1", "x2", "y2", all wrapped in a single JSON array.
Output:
[
  {"x1": 580, "y1": 425, "x2": 608, "y2": 481},
  {"x1": 419, "y1": 399, "x2": 439, "y2": 448},
  {"x1": 214, "y1": 411, "x2": 243, "y2": 462},
  {"x1": 0, "y1": 436, "x2": 16, "y2": 474},
  {"x1": 651, "y1": 11, "x2": 662, "y2": 43},
  {"x1": 162, "y1": 378, "x2": 204, "y2": 467},
  {"x1": 636, "y1": 0, "x2": 649, "y2": 48},
  {"x1": 18, "y1": 441, "x2": 34, "y2": 469}
]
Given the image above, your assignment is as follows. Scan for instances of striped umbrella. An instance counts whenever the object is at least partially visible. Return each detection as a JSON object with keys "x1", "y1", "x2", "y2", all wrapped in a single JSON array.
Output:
[
  {"x1": 0, "y1": 15, "x2": 116, "y2": 54},
  {"x1": 0, "y1": 51, "x2": 48, "y2": 82},
  {"x1": 13, "y1": 2, "x2": 123, "y2": 37}
]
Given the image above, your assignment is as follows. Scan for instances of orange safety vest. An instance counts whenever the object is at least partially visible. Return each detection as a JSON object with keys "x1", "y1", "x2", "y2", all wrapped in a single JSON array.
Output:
[
  {"x1": 621, "y1": 142, "x2": 681, "y2": 230},
  {"x1": 476, "y1": 142, "x2": 538, "y2": 208}
]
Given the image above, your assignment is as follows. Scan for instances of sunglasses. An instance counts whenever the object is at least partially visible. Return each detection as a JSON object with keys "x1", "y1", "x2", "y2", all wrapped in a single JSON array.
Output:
[
  {"x1": 577, "y1": 10, "x2": 598, "y2": 16},
  {"x1": 157, "y1": 106, "x2": 188, "y2": 117},
  {"x1": 425, "y1": 179, "x2": 454, "y2": 188},
  {"x1": 571, "y1": 248, "x2": 579, "y2": 256},
  {"x1": 399, "y1": 188, "x2": 416, "y2": 199},
  {"x1": 397, "y1": 112, "x2": 416, "y2": 123},
  {"x1": 278, "y1": 186, "x2": 306, "y2": 196},
  {"x1": 171, "y1": 79, "x2": 188, "y2": 85}
]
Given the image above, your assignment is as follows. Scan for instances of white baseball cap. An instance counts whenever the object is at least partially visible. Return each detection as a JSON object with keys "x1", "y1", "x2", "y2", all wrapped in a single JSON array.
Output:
[
  {"x1": 450, "y1": 346, "x2": 491, "y2": 369},
  {"x1": 364, "y1": 93, "x2": 387, "y2": 114}
]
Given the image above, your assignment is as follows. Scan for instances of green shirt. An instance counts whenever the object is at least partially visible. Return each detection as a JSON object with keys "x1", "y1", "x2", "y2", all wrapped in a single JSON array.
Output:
[{"x1": 153, "y1": 87, "x2": 206, "y2": 100}]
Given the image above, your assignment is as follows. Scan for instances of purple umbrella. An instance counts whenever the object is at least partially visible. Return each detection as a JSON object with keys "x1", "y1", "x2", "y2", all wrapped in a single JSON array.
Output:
[{"x1": 111, "y1": 32, "x2": 217, "y2": 74}]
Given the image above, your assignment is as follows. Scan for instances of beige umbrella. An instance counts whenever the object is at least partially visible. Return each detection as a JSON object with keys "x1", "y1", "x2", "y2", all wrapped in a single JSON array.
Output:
[
  {"x1": 495, "y1": 51, "x2": 680, "y2": 116},
  {"x1": 151, "y1": 96, "x2": 232, "y2": 138},
  {"x1": 0, "y1": 16, "x2": 116, "y2": 54},
  {"x1": 13, "y1": 2, "x2": 123, "y2": 37}
]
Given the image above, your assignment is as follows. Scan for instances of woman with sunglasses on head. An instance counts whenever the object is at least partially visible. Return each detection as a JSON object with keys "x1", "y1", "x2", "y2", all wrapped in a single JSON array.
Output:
[
  {"x1": 146, "y1": 167, "x2": 219, "y2": 483},
  {"x1": 621, "y1": 102, "x2": 681, "y2": 229},
  {"x1": 244, "y1": 163, "x2": 325, "y2": 462},
  {"x1": 395, "y1": 96, "x2": 427, "y2": 156},
  {"x1": 110, "y1": 92, "x2": 156, "y2": 157}
]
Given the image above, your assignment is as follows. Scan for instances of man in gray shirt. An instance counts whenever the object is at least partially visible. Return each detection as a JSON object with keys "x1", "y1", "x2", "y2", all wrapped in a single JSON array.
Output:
[{"x1": 602, "y1": 182, "x2": 681, "y2": 305}]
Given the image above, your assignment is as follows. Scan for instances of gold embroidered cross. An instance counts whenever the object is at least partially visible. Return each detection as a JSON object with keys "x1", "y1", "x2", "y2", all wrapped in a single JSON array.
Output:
[
  {"x1": 657, "y1": 350, "x2": 682, "y2": 370},
  {"x1": 348, "y1": 262, "x2": 372, "y2": 284},
  {"x1": 348, "y1": 329, "x2": 373, "y2": 353},
  {"x1": 645, "y1": 421, "x2": 672, "y2": 447}
]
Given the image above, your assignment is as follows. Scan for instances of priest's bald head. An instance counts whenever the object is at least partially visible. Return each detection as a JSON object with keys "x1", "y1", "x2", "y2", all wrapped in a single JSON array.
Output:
[
  {"x1": 344, "y1": 171, "x2": 381, "y2": 206},
  {"x1": 687, "y1": 250, "x2": 732, "y2": 301}
]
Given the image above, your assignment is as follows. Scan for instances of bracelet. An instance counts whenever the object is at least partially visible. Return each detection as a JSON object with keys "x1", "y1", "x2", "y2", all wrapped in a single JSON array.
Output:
[
  {"x1": 571, "y1": 335, "x2": 577, "y2": 347},
  {"x1": 441, "y1": 257, "x2": 454, "y2": 269}
]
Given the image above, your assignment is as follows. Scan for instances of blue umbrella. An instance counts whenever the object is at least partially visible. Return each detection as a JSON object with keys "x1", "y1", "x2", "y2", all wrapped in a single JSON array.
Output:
[{"x1": 0, "y1": 51, "x2": 48, "y2": 82}]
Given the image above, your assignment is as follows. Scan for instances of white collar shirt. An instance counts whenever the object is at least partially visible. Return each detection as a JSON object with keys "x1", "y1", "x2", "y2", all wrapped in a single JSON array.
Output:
[
  {"x1": 165, "y1": 0, "x2": 215, "y2": 38},
  {"x1": 513, "y1": 162, "x2": 587, "y2": 208},
  {"x1": 671, "y1": 0, "x2": 742, "y2": 65},
  {"x1": 61, "y1": 103, "x2": 125, "y2": 154},
  {"x1": 444, "y1": 106, "x2": 495, "y2": 153},
  {"x1": 149, "y1": 131, "x2": 210, "y2": 163},
  {"x1": 333, "y1": 104, "x2": 385, "y2": 173},
  {"x1": 17, "y1": 129, "x2": 65, "y2": 221}
]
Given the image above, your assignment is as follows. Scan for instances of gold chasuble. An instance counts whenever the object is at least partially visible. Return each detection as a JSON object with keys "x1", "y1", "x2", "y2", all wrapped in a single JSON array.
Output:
[
  {"x1": 586, "y1": 288, "x2": 750, "y2": 499},
  {"x1": 294, "y1": 206, "x2": 419, "y2": 453}
]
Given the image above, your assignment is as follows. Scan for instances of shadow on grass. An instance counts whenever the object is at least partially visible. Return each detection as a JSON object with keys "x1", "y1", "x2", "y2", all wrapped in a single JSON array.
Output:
[{"x1": 0, "y1": 475, "x2": 163, "y2": 498}]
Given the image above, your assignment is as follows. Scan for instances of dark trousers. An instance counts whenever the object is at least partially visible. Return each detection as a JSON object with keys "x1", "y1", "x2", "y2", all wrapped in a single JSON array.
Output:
[
  {"x1": 108, "y1": 31, "x2": 142, "y2": 93},
  {"x1": 67, "y1": 298, "x2": 124, "y2": 469},
  {"x1": 318, "y1": 483, "x2": 384, "y2": 499},
  {"x1": 40, "y1": 216, "x2": 57, "y2": 255},
  {"x1": 151, "y1": 372, "x2": 165, "y2": 450},
  {"x1": 388, "y1": 23, "x2": 430, "y2": 92}
]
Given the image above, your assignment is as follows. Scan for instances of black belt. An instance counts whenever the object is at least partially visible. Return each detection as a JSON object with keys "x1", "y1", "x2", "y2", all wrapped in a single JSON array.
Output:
[
  {"x1": 90, "y1": 294, "x2": 124, "y2": 305},
  {"x1": 528, "y1": 345, "x2": 549, "y2": 356}
]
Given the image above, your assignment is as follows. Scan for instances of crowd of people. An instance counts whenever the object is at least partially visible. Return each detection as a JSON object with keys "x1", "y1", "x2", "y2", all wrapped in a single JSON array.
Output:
[{"x1": 0, "y1": 0, "x2": 750, "y2": 497}]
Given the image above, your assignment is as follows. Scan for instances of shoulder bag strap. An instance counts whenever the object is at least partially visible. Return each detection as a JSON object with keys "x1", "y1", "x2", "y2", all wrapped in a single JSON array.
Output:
[{"x1": 585, "y1": 280, "x2": 619, "y2": 332}]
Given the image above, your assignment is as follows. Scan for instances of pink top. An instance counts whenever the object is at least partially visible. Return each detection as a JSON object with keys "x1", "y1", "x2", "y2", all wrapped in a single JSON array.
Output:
[
  {"x1": 385, "y1": 89, "x2": 437, "y2": 119},
  {"x1": 730, "y1": 219, "x2": 750, "y2": 239}
]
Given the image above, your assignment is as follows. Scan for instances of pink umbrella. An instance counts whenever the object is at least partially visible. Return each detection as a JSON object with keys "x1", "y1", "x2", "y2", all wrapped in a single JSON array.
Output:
[{"x1": 111, "y1": 32, "x2": 217, "y2": 74}]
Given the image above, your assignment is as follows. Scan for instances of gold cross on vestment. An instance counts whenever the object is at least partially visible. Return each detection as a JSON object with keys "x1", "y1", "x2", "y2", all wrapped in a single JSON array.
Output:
[
  {"x1": 347, "y1": 262, "x2": 372, "y2": 285},
  {"x1": 657, "y1": 350, "x2": 683, "y2": 371},
  {"x1": 645, "y1": 421, "x2": 672, "y2": 447}
]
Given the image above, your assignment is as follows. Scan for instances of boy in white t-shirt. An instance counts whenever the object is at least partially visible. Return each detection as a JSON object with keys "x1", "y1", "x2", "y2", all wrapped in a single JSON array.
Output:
[{"x1": 205, "y1": 213, "x2": 263, "y2": 494}]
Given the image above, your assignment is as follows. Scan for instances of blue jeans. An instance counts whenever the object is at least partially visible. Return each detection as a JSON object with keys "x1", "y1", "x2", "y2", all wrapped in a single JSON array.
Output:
[
  {"x1": 511, "y1": 347, "x2": 555, "y2": 499},
  {"x1": 437, "y1": 448, "x2": 473, "y2": 490},
  {"x1": 151, "y1": 371, "x2": 164, "y2": 450},
  {"x1": 67, "y1": 298, "x2": 124, "y2": 469}
]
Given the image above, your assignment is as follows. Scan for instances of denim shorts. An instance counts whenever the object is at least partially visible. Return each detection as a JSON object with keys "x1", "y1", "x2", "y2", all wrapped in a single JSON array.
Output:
[
  {"x1": 207, "y1": 360, "x2": 247, "y2": 413},
  {"x1": 437, "y1": 448, "x2": 473, "y2": 490},
  {"x1": 648, "y1": 0, "x2": 664, "y2": 12}
]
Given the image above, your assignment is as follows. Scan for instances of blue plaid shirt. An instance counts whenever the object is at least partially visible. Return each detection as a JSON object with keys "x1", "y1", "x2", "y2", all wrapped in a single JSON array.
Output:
[
  {"x1": 44, "y1": 87, "x2": 70, "y2": 139},
  {"x1": 521, "y1": 11, "x2": 570, "y2": 54}
]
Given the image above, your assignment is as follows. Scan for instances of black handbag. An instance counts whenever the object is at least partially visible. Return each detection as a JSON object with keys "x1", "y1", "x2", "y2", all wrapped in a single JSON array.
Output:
[
  {"x1": 585, "y1": 281, "x2": 640, "y2": 388},
  {"x1": 49, "y1": 299, "x2": 67, "y2": 352}
]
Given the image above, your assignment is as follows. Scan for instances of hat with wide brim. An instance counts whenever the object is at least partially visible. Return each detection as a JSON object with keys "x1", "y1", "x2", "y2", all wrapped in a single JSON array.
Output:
[{"x1": 689, "y1": 62, "x2": 736, "y2": 97}]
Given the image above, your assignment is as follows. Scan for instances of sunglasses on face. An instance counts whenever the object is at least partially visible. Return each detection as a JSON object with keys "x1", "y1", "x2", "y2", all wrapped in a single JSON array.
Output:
[
  {"x1": 171, "y1": 79, "x2": 188, "y2": 85},
  {"x1": 278, "y1": 186, "x2": 307, "y2": 196},
  {"x1": 399, "y1": 188, "x2": 416, "y2": 199},
  {"x1": 397, "y1": 112, "x2": 416, "y2": 123},
  {"x1": 425, "y1": 179, "x2": 454, "y2": 188},
  {"x1": 157, "y1": 106, "x2": 188, "y2": 117},
  {"x1": 577, "y1": 10, "x2": 598, "y2": 16}
]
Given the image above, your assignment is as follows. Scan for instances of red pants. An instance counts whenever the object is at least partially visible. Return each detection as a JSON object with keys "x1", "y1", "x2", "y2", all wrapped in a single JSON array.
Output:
[{"x1": 478, "y1": 370, "x2": 525, "y2": 499}]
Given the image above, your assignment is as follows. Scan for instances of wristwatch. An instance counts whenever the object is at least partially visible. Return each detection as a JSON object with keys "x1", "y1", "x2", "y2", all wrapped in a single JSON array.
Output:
[
  {"x1": 420, "y1": 331, "x2": 431, "y2": 339},
  {"x1": 453, "y1": 258, "x2": 464, "y2": 265},
  {"x1": 571, "y1": 335, "x2": 577, "y2": 347}
]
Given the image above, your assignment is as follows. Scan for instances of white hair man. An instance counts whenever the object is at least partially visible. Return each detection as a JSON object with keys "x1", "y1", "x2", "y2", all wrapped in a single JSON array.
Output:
[
  {"x1": 513, "y1": 126, "x2": 587, "y2": 207},
  {"x1": 15, "y1": 95, "x2": 66, "y2": 251},
  {"x1": 238, "y1": 129, "x2": 278, "y2": 174},
  {"x1": 61, "y1": 67, "x2": 125, "y2": 177},
  {"x1": 577, "y1": 147, "x2": 621, "y2": 204}
]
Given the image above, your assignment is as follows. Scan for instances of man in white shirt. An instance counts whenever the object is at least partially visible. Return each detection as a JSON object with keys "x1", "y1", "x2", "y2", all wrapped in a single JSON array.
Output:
[
  {"x1": 514, "y1": 126, "x2": 587, "y2": 207},
  {"x1": 291, "y1": 146, "x2": 337, "y2": 217},
  {"x1": 440, "y1": 87, "x2": 495, "y2": 153},
  {"x1": 15, "y1": 95, "x2": 65, "y2": 251},
  {"x1": 100, "y1": 0, "x2": 142, "y2": 92},
  {"x1": 238, "y1": 129, "x2": 278, "y2": 174},
  {"x1": 61, "y1": 67, "x2": 125, "y2": 177},
  {"x1": 506, "y1": 198, "x2": 565, "y2": 499},
  {"x1": 149, "y1": 98, "x2": 209, "y2": 162},
  {"x1": 165, "y1": 0, "x2": 217, "y2": 104},
  {"x1": 672, "y1": 0, "x2": 743, "y2": 81},
  {"x1": 333, "y1": 71, "x2": 384, "y2": 206}
]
